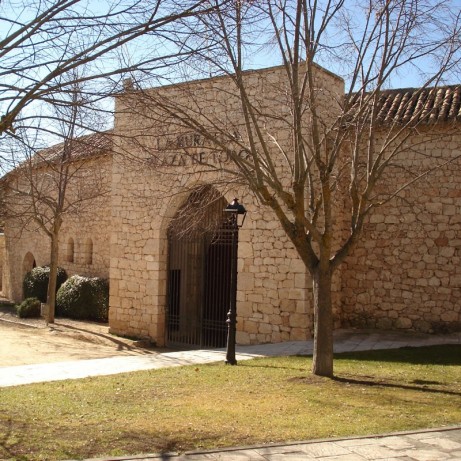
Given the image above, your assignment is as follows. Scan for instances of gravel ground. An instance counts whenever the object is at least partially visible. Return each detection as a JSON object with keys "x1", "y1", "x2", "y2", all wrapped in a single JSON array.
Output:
[{"x1": 0, "y1": 303, "x2": 163, "y2": 367}]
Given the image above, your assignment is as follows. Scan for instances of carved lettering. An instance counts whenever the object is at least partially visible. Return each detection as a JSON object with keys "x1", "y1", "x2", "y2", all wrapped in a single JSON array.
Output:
[
  {"x1": 149, "y1": 130, "x2": 247, "y2": 167},
  {"x1": 191, "y1": 152, "x2": 204, "y2": 164}
]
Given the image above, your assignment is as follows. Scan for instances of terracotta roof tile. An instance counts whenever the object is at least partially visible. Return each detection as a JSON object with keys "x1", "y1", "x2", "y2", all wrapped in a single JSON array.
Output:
[
  {"x1": 38, "y1": 130, "x2": 113, "y2": 163},
  {"x1": 373, "y1": 85, "x2": 461, "y2": 126}
]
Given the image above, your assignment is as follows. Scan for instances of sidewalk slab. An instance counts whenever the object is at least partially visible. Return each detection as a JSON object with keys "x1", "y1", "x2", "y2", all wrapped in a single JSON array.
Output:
[
  {"x1": 71, "y1": 427, "x2": 461, "y2": 461},
  {"x1": 1, "y1": 330, "x2": 460, "y2": 387}
]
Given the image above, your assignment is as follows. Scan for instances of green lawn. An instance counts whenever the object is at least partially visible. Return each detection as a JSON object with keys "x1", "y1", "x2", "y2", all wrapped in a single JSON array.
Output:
[{"x1": 1, "y1": 345, "x2": 460, "y2": 461}]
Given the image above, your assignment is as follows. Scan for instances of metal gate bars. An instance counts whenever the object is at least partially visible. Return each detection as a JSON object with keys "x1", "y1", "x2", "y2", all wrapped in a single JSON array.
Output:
[{"x1": 166, "y1": 188, "x2": 235, "y2": 348}]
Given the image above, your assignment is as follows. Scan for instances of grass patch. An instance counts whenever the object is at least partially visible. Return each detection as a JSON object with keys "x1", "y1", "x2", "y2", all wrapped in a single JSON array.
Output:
[{"x1": 0, "y1": 345, "x2": 460, "y2": 460}]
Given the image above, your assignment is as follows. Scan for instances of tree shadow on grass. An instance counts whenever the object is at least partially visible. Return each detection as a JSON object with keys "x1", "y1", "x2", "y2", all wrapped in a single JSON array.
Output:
[
  {"x1": 334, "y1": 344, "x2": 461, "y2": 366},
  {"x1": 287, "y1": 372, "x2": 461, "y2": 397},
  {"x1": 0, "y1": 417, "x2": 30, "y2": 461},
  {"x1": 329, "y1": 375, "x2": 461, "y2": 397},
  {"x1": 240, "y1": 360, "x2": 310, "y2": 372},
  {"x1": 78, "y1": 430, "x2": 225, "y2": 460},
  {"x1": 242, "y1": 344, "x2": 461, "y2": 371}
]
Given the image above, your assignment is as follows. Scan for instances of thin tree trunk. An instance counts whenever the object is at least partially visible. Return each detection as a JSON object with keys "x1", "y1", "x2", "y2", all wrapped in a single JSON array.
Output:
[
  {"x1": 312, "y1": 266, "x2": 334, "y2": 377},
  {"x1": 46, "y1": 233, "x2": 59, "y2": 324}
]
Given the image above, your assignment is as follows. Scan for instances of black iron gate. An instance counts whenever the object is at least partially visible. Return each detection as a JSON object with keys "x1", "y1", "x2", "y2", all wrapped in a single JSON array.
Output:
[{"x1": 166, "y1": 189, "x2": 236, "y2": 348}]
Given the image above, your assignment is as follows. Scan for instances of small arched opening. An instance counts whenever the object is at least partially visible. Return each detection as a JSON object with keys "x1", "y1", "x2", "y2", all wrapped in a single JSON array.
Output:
[
  {"x1": 22, "y1": 252, "x2": 36, "y2": 276},
  {"x1": 84, "y1": 238, "x2": 93, "y2": 265},
  {"x1": 66, "y1": 238, "x2": 74, "y2": 263},
  {"x1": 22, "y1": 252, "x2": 37, "y2": 298}
]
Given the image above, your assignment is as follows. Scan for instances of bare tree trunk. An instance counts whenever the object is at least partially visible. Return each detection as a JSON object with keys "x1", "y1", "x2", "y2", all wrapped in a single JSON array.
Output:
[
  {"x1": 46, "y1": 232, "x2": 59, "y2": 324},
  {"x1": 312, "y1": 266, "x2": 334, "y2": 377}
]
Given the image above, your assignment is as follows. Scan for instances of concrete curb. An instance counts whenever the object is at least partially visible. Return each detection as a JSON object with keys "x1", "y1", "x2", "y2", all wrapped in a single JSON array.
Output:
[{"x1": 68, "y1": 426, "x2": 461, "y2": 460}]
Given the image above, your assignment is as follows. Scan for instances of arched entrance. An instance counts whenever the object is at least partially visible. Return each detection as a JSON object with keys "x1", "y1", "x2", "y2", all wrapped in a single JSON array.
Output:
[{"x1": 166, "y1": 186, "x2": 234, "y2": 348}]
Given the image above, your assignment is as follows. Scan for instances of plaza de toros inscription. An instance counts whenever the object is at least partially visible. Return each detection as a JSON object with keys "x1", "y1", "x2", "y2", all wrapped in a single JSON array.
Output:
[{"x1": 149, "y1": 131, "x2": 250, "y2": 167}]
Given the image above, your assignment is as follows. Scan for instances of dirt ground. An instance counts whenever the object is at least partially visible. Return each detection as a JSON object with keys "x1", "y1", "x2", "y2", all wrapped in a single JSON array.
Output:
[{"x1": 0, "y1": 312, "x2": 160, "y2": 367}]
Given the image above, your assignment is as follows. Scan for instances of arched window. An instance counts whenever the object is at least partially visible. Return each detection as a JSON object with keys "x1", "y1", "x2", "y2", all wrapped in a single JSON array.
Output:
[
  {"x1": 66, "y1": 238, "x2": 74, "y2": 263},
  {"x1": 84, "y1": 238, "x2": 93, "y2": 265}
]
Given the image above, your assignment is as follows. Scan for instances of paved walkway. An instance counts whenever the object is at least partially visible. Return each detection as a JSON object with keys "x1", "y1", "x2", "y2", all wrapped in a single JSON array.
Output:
[
  {"x1": 76, "y1": 427, "x2": 461, "y2": 460},
  {"x1": 1, "y1": 328, "x2": 460, "y2": 387},
  {"x1": 1, "y1": 326, "x2": 460, "y2": 460}
]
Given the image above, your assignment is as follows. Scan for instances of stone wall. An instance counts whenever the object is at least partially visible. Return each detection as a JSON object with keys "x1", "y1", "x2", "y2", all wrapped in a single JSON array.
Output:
[
  {"x1": 3, "y1": 155, "x2": 112, "y2": 302},
  {"x1": 58, "y1": 156, "x2": 112, "y2": 280},
  {"x1": 0, "y1": 233, "x2": 4, "y2": 293},
  {"x1": 341, "y1": 125, "x2": 461, "y2": 333},
  {"x1": 109, "y1": 63, "x2": 344, "y2": 344},
  {"x1": 4, "y1": 63, "x2": 460, "y2": 342}
]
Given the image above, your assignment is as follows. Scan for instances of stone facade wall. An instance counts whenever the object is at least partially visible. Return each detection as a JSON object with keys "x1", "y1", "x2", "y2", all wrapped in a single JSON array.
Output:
[
  {"x1": 0, "y1": 233, "x2": 5, "y2": 293},
  {"x1": 341, "y1": 126, "x2": 461, "y2": 333},
  {"x1": 3, "y1": 155, "x2": 112, "y2": 302},
  {"x1": 3, "y1": 225, "x2": 50, "y2": 302},
  {"x1": 3, "y1": 63, "x2": 460, "y2": 342},
  {"x1": 58, "y1": 156, "x2": 112, "y2": 281},
  {"x1": 109, "y1": 64, "x2": 344, "y2": 344},
  {"x1": 108, "y1": 160, "x2": 315, "y2": 345}
]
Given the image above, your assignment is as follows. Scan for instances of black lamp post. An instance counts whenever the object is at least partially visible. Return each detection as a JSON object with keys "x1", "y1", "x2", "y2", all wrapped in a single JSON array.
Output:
[{"x1": 224, "y1": 198, "x2": 247, "y2": 365}]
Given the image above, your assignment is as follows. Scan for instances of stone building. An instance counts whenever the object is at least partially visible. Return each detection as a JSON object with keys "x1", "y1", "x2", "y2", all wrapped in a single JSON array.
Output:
[
  {"x1": 0, "y1": 232, "x2": 4, "y2": 292},
  {"x1": 1, "y1": 133, "x2": 112, "y2": 303},
  {"x1": 341, "y1": 100, "x2": 461, "y2": 333},
  {"x1": 2, "y1": 64, "x2": 460, "y2": 346}
]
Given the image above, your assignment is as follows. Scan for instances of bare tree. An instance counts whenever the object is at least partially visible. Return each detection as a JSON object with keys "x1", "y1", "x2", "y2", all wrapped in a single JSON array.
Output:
[
  {"x1": 2, "y1": 81, "x2": 113, "y2": 322},
  {"x1": 0, "y1": 0, "x2": 234, "y2": 320},
  {"x1": 122, "y1": 0, "x2": 461, "y2": 376},
  {"x1": 0, "y1": 0, "x2": 225, "y2": 144}
]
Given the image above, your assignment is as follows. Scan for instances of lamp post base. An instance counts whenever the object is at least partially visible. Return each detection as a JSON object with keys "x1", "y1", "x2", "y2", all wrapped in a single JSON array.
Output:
[{"x1": 225, "y1": 314, "x2": 237, "y2": 365}]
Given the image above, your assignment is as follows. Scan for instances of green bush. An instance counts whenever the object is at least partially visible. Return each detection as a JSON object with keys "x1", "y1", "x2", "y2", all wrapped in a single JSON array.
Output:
[
  {"x1": 23, "y1": 266, "x2": 67, "y2": 303},
  {"x1": 56, "y1": 276, "x2": 109, "y2": 322},
  {"x1": 0, "y1": 300, "x2": 16, "y2": 314},
  {"x1": 16, "y1": 297, "x2": 42, "y2": 318}
]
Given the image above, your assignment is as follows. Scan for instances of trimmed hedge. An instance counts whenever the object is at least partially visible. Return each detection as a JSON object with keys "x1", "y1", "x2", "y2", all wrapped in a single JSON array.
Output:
[
  {"x1": 16, "y1": 297, "x2": 41, "y2": 318},
  {"x1": 23, "y1": 266, "x2": 67, "y2": 303},
  {"x1": 56, "y1": 276, "x2": 109, "y2": 322}
]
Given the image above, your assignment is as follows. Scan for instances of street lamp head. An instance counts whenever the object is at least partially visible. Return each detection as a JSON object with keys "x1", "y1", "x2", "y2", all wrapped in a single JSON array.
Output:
[
  {"x1": 226, "y1": 198, "x2": 246, "y2": 214},
  {"x1": 225, "y1": 198, "x2": 247, "y2": 227}
]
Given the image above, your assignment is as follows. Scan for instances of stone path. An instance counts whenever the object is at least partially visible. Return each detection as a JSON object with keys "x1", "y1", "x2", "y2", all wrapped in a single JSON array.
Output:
[
  {"x1": 1, "y1": 328, "x2": 460, "y2": 387},
  {"x1": 75, "y1": 427, "x2": 461, "y2": 460}
]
